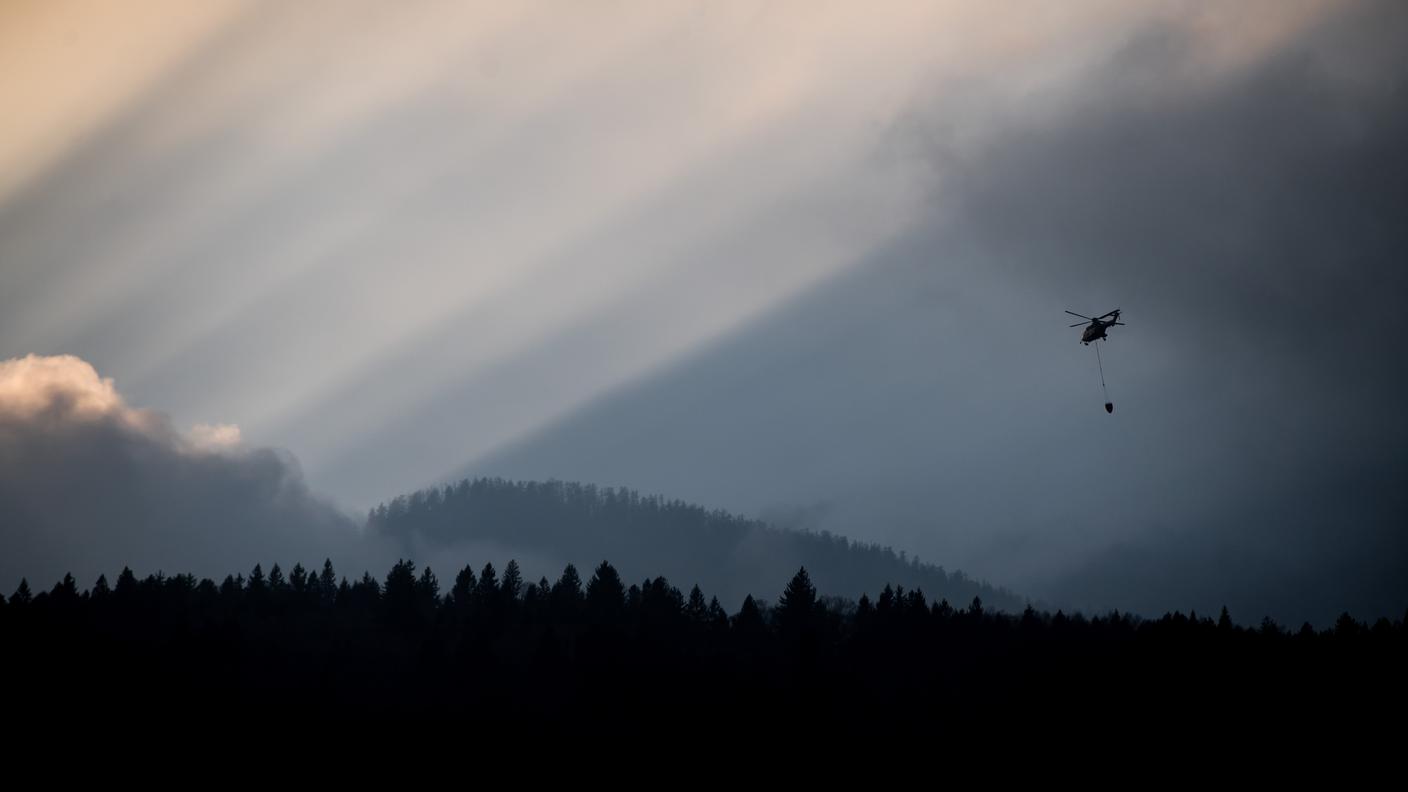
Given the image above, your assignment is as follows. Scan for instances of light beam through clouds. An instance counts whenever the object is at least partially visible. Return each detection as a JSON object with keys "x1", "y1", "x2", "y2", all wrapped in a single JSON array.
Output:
[
  {"x1": 3, "y1": 1, "x2": 1395, "y2": 624},
  {"x1": 3, "y1": 1, "x2": 1337, "y2": 506}
]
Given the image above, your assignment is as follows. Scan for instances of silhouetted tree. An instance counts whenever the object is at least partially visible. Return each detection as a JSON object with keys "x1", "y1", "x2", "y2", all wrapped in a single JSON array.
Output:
[
  {"x1": 932, "y1": 598, "x2": 954, "y2": 620},
  {"x1": 877, "y1": 584, "x2": 895, "y2": 616},
  {"x1": 290, "y1": 563, "x2": 309, "y2": 595},
  {"x1": 855, "y1": 593, "x2": 875, "y2": 632},
  {"x1": 418, "y1": 566, "x2": 440, "y2": 608},
  {"x1": 639, "y1": 577, "x2": 685, "y2": 632},
  {"x1": 707, "y1": 597, "x2": 729, "y2": 635},
  {"x1": 268, "y1": 564, "x2": 286, "y2": 592},
  {"x1": 551, "y1": 564, "x2": 585, "y2": 623},
  {"x1": 115, "y1": 567, "x2": 137, "y2": 600},
  {"x1": 247, "y1": 564, "x2": 267, "y2": 595},
  {"x1": 501, "y1": 560, "x2": 523, "y2": 603},
  {"x1": 451, "y1": 565, "x2": 477, "y2": 609},
  {"x1": 523, "y1": 578, "x2": 548, "y2": 621},
  {"x1": 383, "y1": 559, "x2": 418, "y2": 627},
  {"x1": 733, "y1": 595, "x2": 765, "y2": 637},
  {"x1": 314, "y1": 559, "x2": 335, "y2": 604},
  {"x1": 586, "y1": 561, "x2": 625, "y2": 625},
  {"x1": 51, "y1": 573, "x2": 79, "y2": 606},
  {"x1": 219, "y1": 575, "x2": 242, "y2": 598},
  {"x1": 476, "y1": 563, "x2": 499, "y2": 607},
  {"x1": 686, "y1": 585, "x2": 709, "y2": 625},
  {"x1": 968, "y1": 596, "x2": 984, "y2": 618},
  {"x1": 353, "y1": 571, "x2": 381, "y2": 606},
  {"x1": 776, "y1": 567, "x2": 817, "y2": 634}
]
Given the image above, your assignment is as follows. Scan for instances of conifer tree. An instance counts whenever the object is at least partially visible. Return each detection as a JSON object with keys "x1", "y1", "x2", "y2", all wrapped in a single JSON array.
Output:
[
  {"x1": 10, "y1": 579, "x2": 32, "y2": 606},
  {"x1": 319, "y1": 559, "x2": 338, "y2": 604},
  {"x1": 776, "y1": 567, "x2": 817, "y2": 633},
  {"x1": 501, "y1": 560, "x2": 523, "y2": 602},
  {"x1": 586, "y1": 561, "x2": 625, "y2": 624}
]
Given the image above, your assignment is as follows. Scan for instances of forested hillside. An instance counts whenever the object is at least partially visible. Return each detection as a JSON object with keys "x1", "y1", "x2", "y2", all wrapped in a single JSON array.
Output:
[{"x1": 368, "y1": 477, "x2": 1022, "y2": 612}]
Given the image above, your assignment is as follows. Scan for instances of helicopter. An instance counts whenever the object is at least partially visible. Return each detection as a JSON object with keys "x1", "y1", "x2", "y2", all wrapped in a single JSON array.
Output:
[{"x1": 1065, "y1": 308, "x2": 1124, "y2": 345}]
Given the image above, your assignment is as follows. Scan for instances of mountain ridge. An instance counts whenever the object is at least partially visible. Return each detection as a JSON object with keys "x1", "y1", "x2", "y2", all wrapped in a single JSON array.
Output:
[{"x1": 369, "y1": 476, "x2": 1025, "y2": 612}]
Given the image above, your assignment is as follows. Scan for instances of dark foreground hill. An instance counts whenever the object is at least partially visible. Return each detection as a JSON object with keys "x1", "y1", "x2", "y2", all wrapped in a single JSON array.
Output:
[
  {"x1": 4, "y1": 560, "x2": 1404, "y2": 730},
  {"x1": 368, "y1": 477, "x2": 1023, "y2": 612}
]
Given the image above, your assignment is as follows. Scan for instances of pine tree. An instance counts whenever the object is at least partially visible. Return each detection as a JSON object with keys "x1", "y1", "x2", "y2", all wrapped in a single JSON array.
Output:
[
  {"x1": 776, "y1": 567, "x2": 817, "y2": 633},
  {"x1": 968, "y1": 596, "x2": 984, "y2": 618},
  {"x1": 247, "y1": 564, "x2": 267, "y2": 594},
  {"x1": 219, "y1": 575, "x2": 242, "y2": 597},
  {"x1": 475, "y1": 563, "x2": 499, "y2": 605},
  {"x1": 585, "y1": 561, "x2": 625, "y2": 625},
  {"x1": 357, "y1": 571, "x2": 381, "y2": 596},
  {"x1": 383, "y1": 560, "x2": 418, "y2": 624},
  {"x1": 115, "y1": 567, "x2": 138, "y2": 599},
  {"x1": 319, "y1": 559, "x2": 338, "y2": 604},
  {"x1": 451, "y1": 565, "x2": 478, "y2": 608},
  {"x1": 290, "y1": 563, "x2": 308, "y2": 594},
  {"x1": 268, "y1": 564, "x2": 287, "y2": 591},
  {"x1": 551, "y1": 564, "x2": 585, "y2": 622},
  {"x1": 733, "y1": 594, "x2": 765, "y2": 636},
  {"x1": 418, "y1": 566, "x2": 440, "y2": 606},
  {"x1": 51, "y1": 573, "x2": 79, "y2": 605},
  {"x1": 686, "y1": 585, "x2": 709, "y2": 624},
  {"x1": 523, "y1": 579, "x2": 546, "y2": 618},
  {"x1": 501, "y1": 560, "x2": 523, "y2": 603},
  {"x1": 877, "y1": 584, "x2": 895, "y2": 614},
  {"x1": 707, "y1": 596, "x2": 730, "y2": 633},
  {"x1": 856, "y1": 593, "x2": 875, "y2": 631}
]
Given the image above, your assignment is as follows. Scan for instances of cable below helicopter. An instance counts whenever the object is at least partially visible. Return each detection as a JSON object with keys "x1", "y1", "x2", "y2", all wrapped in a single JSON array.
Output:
[{"x1": 1065, "y1": 308, "x2": 1124, "y2": 414}]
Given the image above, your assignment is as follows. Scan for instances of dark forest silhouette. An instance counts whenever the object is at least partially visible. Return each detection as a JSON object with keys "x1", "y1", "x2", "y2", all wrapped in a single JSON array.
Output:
[
  {"x1": 369, "y1": 477, "x2": 1024, "y2": 612},
  {"x1": 5, "y1": 559, "x2": 1404, "y2": 725}
]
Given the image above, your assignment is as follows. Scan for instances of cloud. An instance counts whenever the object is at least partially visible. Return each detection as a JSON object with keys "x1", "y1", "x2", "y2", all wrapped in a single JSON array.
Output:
[
  {"x1": 0, "y1": 354, "x2": 127, "y2": 420},
  {"x1": 188, "y1": 422, "x2": 242, "y2": 451},
  {"x1": 2, "y1": 2, "x2": 1400, "y2": 623},
  {"x1": 4, "y1": 1, "x2": 1339, "y2": 510},
  {"x1": 464, "y1": 0, "x2": 1408, "y2": 626},
  {"x1": 0, "y1": 354, "x2": 379, "y2": 591}
]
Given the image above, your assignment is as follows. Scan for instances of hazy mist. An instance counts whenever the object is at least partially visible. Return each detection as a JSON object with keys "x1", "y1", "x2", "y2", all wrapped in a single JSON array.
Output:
[{"x1": 2, "y1": 1, "x2": 1405, "y2": 625}]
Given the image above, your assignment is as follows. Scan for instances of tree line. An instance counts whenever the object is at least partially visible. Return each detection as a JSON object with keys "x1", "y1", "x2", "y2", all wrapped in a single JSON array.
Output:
[{"x1": 4, "y1": 559, "x2": 1404, "y2": 726}]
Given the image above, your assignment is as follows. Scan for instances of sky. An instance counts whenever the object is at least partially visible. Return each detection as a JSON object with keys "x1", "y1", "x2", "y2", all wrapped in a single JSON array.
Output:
[{"x1": 2, "y1": 0, "x2": 1404, "y2": 625}]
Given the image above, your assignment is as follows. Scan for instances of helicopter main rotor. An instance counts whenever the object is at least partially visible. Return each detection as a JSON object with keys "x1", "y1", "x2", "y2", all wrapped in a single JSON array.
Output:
[{"x1": 1065, "y1": 308, "x2": 1124, "y2": 328}]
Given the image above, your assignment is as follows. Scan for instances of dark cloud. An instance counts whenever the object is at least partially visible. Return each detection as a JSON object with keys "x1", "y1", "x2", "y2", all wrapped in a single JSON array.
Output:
[
  {"x1": 921, "y1": 0, "x2": 1408, "y2": 623},
  {"x1": 466, "y1": 0, "x2": 1408, "y2": 625},
  {"x1": 0, "y1": 355, "x2": 382, "y2": 591}
]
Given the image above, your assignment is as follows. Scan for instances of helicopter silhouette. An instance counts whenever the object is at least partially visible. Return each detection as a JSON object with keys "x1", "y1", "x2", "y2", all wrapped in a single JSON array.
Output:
[{"x1": 1065, "y1": 308, "x2": 1125, "y2": 345}]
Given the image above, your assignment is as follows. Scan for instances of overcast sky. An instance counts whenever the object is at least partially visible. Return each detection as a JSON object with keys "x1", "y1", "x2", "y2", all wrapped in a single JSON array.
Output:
[{"x1": 2, "y1": 0, "x2": 1404, "y2": 624}]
